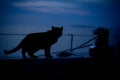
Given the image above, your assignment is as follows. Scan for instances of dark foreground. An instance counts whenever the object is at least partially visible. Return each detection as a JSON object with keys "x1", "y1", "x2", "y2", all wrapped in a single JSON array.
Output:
[{"x1": 0, "y1": 57, "x2": 120, "y2": 79}]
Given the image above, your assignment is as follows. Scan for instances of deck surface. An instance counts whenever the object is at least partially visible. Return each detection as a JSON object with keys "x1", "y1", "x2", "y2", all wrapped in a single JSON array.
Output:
[{"x1": 0, "y1": 57, "x2": 120, "y2": 79}]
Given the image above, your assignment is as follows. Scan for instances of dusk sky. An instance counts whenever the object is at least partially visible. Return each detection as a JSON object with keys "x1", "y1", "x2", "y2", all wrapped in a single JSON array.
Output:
[
  {"x1": 0, "y1": 0, "x2": 120, "y2": 59},
  {"x1": 0, "y1": 0, "x2": 120, "y2": 30}
]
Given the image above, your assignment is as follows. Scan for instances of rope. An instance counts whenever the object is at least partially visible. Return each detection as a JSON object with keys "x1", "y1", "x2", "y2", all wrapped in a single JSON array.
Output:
[{"x1": 51, "y1": 35, "x2": 98, "y2": 55}]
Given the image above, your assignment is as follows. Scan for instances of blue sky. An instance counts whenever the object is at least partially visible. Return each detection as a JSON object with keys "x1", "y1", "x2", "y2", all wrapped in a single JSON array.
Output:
[
  {"x1": 0, "y1": 0, "x2": 120, "y2": 59},
  {"x1": 0, "y1": 0, "x2": 120, "y2": 29}
]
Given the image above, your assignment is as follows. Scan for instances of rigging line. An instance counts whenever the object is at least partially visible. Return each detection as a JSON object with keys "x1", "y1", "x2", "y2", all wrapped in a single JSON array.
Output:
[
  {"x1": 0, "y1": 33, "x2": 93, "y2": 37},
  {"x1": 52, "y1": 29, "x2": 110, "y2": 54},
  {"x1": 51, "y1": 35, "x2": 98, "y2": 54},
  {"x1": 0, "y1": 33, "x2": 119, "y2": 38},
  {"x1": 64, "y1": 34, "x2": 93, "y2": 37}
]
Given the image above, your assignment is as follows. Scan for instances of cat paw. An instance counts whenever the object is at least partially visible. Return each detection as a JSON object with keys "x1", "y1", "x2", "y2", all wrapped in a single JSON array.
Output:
[
  {"x1": 32, "y1": 56, "x2": 38, "y2": 59},
  {"x1": 45, "y1": 55, "x2": 53, "y2": 59}
]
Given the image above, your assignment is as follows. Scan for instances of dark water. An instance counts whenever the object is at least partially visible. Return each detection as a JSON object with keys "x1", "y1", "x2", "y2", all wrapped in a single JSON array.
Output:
[
  {"x1": 0, "y1": 34, "x2": 93, "y2": 59},
  {"x1": 0, "y1": 27, "x2": 119, "y2": 59}
]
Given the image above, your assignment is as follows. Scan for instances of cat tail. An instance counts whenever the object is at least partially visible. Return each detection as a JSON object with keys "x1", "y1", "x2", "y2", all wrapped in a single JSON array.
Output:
[{"x1": 4, "y1": 42, "x2": 22, "y2": 54}]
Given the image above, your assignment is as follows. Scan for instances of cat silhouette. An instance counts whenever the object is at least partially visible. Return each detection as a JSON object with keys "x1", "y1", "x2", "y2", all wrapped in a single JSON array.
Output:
[{"x1": 4, "y1": 26, "x2": 63, "y2": 59}]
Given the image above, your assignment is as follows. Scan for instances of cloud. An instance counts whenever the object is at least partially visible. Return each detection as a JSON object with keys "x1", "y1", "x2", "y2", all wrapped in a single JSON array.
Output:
[
  {"x1": 12, "y1": 1, "x2": 90, "y2": 15},
  {"x1": 13, "y1": 1, "x2": 75, "y2": 8},
  {"x1": 76, "y1": 0, "x2": 105, "y2": 3},
  {"x1": 76, "y1": 0, "x2": 120, "y2": 4}
]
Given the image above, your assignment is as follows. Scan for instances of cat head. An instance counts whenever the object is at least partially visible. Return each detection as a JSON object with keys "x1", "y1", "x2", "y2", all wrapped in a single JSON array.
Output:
[{"x1": 51, "y1": 26, "x2": 63, "y2": 37}]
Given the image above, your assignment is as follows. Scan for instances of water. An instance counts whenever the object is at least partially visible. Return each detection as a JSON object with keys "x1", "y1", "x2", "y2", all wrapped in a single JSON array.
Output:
[
  {"x1": 0, "y1": 34, "x2": 93, "y2": 59},
  {"x1": 0, "y1": 26, "x2": 118, "y2": 59}
]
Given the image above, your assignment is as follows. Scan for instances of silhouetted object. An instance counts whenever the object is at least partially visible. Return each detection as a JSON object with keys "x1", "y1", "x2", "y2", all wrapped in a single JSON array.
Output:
[
  {"x1": 4, "y1": 26, "x2": 63, "y2": 59},
  {"x1": 116, "y1": 39, "x2": 120, "y2": 56},
  {"x1": 89, "y1": 27, "x2": 114, "y2": 57},
  {"x1": 94, "y1": 27, "x2": 110, "y2": 47},
  {"x1": 57, "y1": 52, "x2": 74, "y2": 57}
]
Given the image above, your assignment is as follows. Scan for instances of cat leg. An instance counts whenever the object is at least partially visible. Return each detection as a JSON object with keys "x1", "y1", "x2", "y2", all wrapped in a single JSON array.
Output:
[
  {"x1": 22, "y1": 50, "x2": 27, "y2": 59},
  {"x1": 44, "y1": 48, "x2": 52, "y2": 58},
  {"x1": 28, "y1": 52, "x2": 38, "y2": 59}
]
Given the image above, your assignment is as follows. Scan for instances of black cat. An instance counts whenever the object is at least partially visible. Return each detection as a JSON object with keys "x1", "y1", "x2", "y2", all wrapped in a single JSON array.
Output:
[{"x1": 4, "y1": 26, "x2": 63, "y2": 59}]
